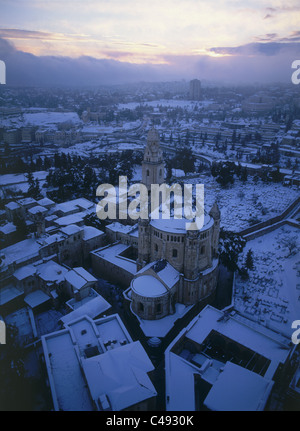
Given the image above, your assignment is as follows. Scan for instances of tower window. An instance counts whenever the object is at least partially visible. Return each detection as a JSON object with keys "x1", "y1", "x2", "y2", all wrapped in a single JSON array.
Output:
[
  {"x1": 155, "y1": 243, "x2": 158, "y2": 252},
  {"x1": 139, "y1": 302, "x2": 144, "y2": 312},
  {"x1": 201, "y1": 245, "x2": 205, "y2": 254},
  {"x1": 147, "y1": 169, "x2": 149, "y2": 176},
  {"x1": 172, "y1": 249, "x2": 178, "y2": 258},
  {"x1": 156, "y1": 303, "x2": 161, "y2": 313},
  {"x1": 159, "y1": 169, "x2": 162, "y2": 177}
]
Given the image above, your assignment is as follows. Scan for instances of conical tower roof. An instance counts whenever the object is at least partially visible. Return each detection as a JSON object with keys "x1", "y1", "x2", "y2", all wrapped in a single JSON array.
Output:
[{"x1": 209, "y1": 201, "x2": 220, "y2": 220}]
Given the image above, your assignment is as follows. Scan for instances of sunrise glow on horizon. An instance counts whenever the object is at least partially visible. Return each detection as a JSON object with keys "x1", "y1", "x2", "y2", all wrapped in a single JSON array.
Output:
[{"x1": 0, "y1": 0, "x2": 300, "y2": 64}]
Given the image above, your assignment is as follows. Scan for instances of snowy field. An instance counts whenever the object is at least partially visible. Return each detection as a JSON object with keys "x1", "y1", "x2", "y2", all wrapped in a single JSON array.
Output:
[
  {"x1": 23, "y1": 111, "x2": 81, "y2": 127},
  {"x1": 191, "y1": 175, "x2": 299, "y2": 232},
  {"x1": 1, "y1": 111, "x2": 81, "y2": 128},
  {"x1": 0, "y1": 171, "x2": 48, "y2": 198},
  {"x1": 234, "y1": 224, "x2": 300, "y2": 338},
  {"x1": 117, "y1": 99, "x2": 214, "y2": 111},
  {"x1": 56, "y1": 140, "x2": 143, "y2": 158}
]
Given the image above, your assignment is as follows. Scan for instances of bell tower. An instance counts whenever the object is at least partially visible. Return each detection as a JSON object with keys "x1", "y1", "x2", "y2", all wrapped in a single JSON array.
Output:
[{"x1": 142, "y1": 128, "x2": 165, "y2": 191}]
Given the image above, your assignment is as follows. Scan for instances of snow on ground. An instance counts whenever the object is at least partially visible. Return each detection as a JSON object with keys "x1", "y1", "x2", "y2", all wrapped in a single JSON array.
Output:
[
  {"x1": 0, "y1": 171, "x2": 48, "y2": 187},
  {"x1": 234, "y1": 224, "x2": 300, "y2": 338},
  {"x1": 117, "y1": 99, "x2": 213, "y2": 111},
  {"x1": 137, "y1": 303, "x2": 193, "y2": 338},
  {"x1": 81, "y1": 124, "x2": 114, "y2": 134},
  {"x1": 58, "y1": 140, "x2": 143, "y2": 158},
  {"x1": 189, "y1": 175, "x2": 299, "y2": 232},
  {"x1": 0, "y1": 171, "x2": 48, "y2": 198},
  {"x1": 1, "y1": 111, "x2": 81, "y2": 128},
  {"x1": 23, "y1": 111, "x2": 81, "y2": 127}
]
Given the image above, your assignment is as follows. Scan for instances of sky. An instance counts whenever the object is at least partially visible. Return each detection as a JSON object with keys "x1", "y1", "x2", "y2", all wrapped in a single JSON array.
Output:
[{"x1": 0, "y1": 0, "x2": 300, "y2": 86}]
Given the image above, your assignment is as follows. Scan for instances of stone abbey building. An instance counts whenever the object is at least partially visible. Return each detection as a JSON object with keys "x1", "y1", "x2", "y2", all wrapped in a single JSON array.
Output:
[{"x1": 92, "y1": 128, "x2": 220, "y2": 321}]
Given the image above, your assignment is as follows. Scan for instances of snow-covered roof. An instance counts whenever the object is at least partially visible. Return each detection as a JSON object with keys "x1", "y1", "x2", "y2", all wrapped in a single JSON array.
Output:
[
  {"x1": 92, "y1": 243, "x2": 137, "y2": 275},
  {"x1": 65, "y1": 267, "x2": 96, "y2": 291},
  {"x1": 81, "y1": 341, "x2": 157, "y2": 411},
  {"x1": 73, "y1": 267, "x2": 97, "y2": 283},
  {"x1": 36, "y1": 260, "x2": 68, "y2": 283},
  {"x1": 5, "y1": 201, "x2": 20, "y2": 210},
  {"x1": 54, "y1": 198, "x2": 94, "y2": 215},
  {"x1": 0, "y1": 285, "x2": 23, "y2": 305},
  {"x1": 28, "y1": 205, "x2": 48, "y2": 215},
  {"x1": 37, "y1": 197, "x2": 55, "y2": 207},
  {"x1": 137, "y1": 259, "x2": 180, "y2": 289},
  {"x1": 132, "y1": 275, "x2": 168, "y2": 297},
  {"x1": 55, "y1": 213, "x2": 85, "y2": 227},
  {"x1": 13, "y1": 265, "x2": 36, "y2": 280},
  {"x1": 150, "y1": 213, "x2": 212, "y2": 234},
  {"x1": 82, "y1": 225, "x2": 104, "y2": 241},
  {"x1": 0, "y1": 222, "x2": 16, "y2": 235},
  {"x1": 42, "y1": 232, "x2": 66, "y2": 245},
  {"x1": 1, "y1": 238, "x2": 41, "y2": 266},
  {"x1": 106, "y1": 222, "x2": 137, "y2": 234},
  {"x1": 24, "y1": 289, "x2": 50, "y2": 308},
  {"x1": 41, "y1": 314, "x2": 155, "y2": 411},
  {"x1": 60, "y1": 224, "x2": 82, "y2": 236},
  {"x1": 61, "y1": 295, "x2": 111, "y2": 325},
  {"x1": 65, "y1": 270, "x2": 88, "y2": 291},
  {"x1": 203, "y1": 361, "x2": 274, "y2": 411},
  {"x1": 185, "y1": 306, "x2": 290, "y2": 378},
  {"x1": 17, "y1": 197, "x2": 37, "y2": 206}
]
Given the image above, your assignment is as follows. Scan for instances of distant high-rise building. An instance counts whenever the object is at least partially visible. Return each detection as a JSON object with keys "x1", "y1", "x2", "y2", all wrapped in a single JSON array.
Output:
[{"x1": 189, "y1": 79, "x2": 201, "y2": 100}]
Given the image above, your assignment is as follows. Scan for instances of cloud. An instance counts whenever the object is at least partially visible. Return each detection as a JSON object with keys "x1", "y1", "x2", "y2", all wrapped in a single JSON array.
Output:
[
  {"x1": 209, "y1": 41, "x2": 300, "y2": 57},
  {"x1": 0, "y1": 37, "x2": 298, "y2": 86},
  {"x1": 0, "y1": 29, "x2": 60, "y2": 40}
]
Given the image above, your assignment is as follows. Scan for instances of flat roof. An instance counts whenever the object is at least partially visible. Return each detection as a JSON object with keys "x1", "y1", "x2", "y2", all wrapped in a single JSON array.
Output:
[
  {"x1": 82, "y1": 225, "x2": 104, "y2": 241},
  {"x1": 24, "y1": 289, "x2": 50, "y2": 308},
  {"x1": 92, "y1": 243, "x2": 137, "y2": 275},
  {"x1": 203, "y1": 361, "x2": 274, "y2": 411},
  {"x1": 185, "y1": 306, "x2": 290, "y2": 379},
  {"x1": 42, "y1": 314, "x2": 149, "y2": 411}
]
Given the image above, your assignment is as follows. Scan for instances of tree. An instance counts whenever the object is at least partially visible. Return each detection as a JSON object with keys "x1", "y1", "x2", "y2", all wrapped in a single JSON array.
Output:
[
  {"x1": 0, "y1": 324, "x2": 32, "y2": 410},
  {"x1": 282, "y1": 235, "x2": 298, "y2": 257},
  {"x1": 218, "y1": 229, "x2": 246, "y2": 272},
  {"x1": 165, "y1": 158, "x2": 173, "y2": 182},
  {"x1": 27, "y1": 171, "x2": 41, "y2": 199},
  {"x1": 239, "y1": 266, "x2": 249, "y2": 280},
  {"x1": 240, "y1": 166, "x2": 248, "y2": 183},
  {"x1": 245, "y1": 248, "x2": 254, "y2": 270},
  {"x1": 13, "y1": 213, "x2": 28, "y2": 241},
  {"x1": 214, "y1": 161, "x2": 236, "y2": 188},
  {"x1": 172, "y1": 148, "x2": 195, "y2": 174}
]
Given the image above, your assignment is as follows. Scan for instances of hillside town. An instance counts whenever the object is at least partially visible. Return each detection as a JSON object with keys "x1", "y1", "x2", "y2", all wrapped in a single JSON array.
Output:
[{"x1": 0, "y1": 80, "x2": 299, "y2": 411}]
